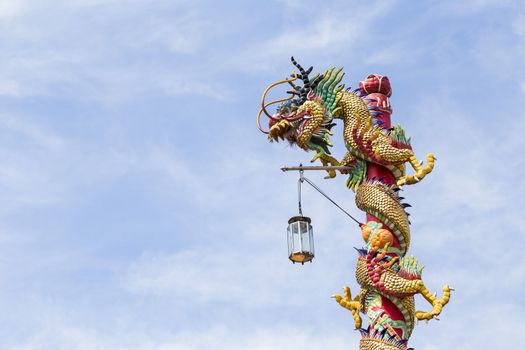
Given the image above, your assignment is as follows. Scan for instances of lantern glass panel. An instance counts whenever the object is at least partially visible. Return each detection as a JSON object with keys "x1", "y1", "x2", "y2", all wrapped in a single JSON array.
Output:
[
  {"x1": 287, "y1": 222, "x2": 297, "y2": 257},
  {"x1": 287, "y1": 225, "x2": 292, "y2": 255},
  {"x1": 309, "y1": 226, "x2": 314, "y2": 254},
  {"x1": 292, "y1": 222, "x2": 301, "y2": 251},
  {"x1": 300, "y1": 221, "x2": 309, "y2": 251}
]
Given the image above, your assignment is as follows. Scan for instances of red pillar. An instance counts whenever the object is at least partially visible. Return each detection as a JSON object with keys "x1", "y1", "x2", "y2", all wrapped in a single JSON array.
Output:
[{"x1": 361, "y1": 75, "x2": 405, "y2": 338}]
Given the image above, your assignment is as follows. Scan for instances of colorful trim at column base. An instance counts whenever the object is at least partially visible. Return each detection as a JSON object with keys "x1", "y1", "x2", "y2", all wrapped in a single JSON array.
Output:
[{"x1": 360, "y1": 338, "x2": 410, "y2": 350}]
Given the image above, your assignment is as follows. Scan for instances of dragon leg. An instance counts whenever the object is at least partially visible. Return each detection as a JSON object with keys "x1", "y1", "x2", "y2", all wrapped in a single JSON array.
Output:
[
  {"x1": 333, "y1": 286, "x2": 363, "y2": 329},
  {"x1": 415, "y1": 284, "x2": 451, "y2": 320},
  {"x1": 340, "y1": 152, "x2": 367, "y2": 192},
  {"x1": 380, "y1": 272, "x2": 423, "y2": 296},
  {"x1": 368, "y1": 245, "x2": 423, "y2": 297},
  {"x1": 310, "y1": 152, "x2": 341, "y2": 179},
  {"x1": 397, "y1": 153, "x2": 436, "y2": 186},
  {"x1": 339, "y1": 151, "x2": 357, "y2": 172}
]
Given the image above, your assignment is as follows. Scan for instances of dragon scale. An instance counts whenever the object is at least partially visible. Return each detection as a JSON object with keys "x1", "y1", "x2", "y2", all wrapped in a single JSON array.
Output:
[{"x1": 257, "y1": 58, "x2": 450, "y2": 350}]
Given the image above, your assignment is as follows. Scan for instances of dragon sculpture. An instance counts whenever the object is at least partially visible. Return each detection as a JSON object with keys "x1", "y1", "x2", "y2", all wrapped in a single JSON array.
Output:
[{"x1": 257, "y1": 57, "x2": 451, "y2": 350}]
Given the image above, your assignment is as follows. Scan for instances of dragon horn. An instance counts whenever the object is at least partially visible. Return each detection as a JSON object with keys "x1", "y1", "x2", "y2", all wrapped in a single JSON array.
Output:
[
  {"x1": 291, "y1": 57, "x2": 318, "y2": 103},
  {"x1": 291, "y1": 56, "x2": 307, "y2": 77}
]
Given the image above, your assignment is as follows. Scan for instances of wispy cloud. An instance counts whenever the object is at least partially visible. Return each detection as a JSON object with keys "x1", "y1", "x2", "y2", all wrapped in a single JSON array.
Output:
[
  {"x1": 226, "y1": 1, "x2": 395, "y2": 72},
  {"x1": 123, "y1": 249, "x2": 290, "y2": 306},
  {"x1": 0, "y1": 0, "x2": 231, "y2": 101},
  {"x1": 9, "y1": 323, "x2": 354, "y2": 350},
  {"x1": 0, "y1": 0, "x2": 25, "y2": 18}
]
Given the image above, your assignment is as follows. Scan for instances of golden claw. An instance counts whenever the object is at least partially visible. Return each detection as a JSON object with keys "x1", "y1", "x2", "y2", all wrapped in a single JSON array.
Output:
[
  {"x1": 415, "y1": 284, "x2": 451, "y2": 321},
  {"x1": 311, "y1": 153, "x2": 341, "y2": 179},
  {"x1": 397, "y1": 153, "x2": 436, "y2": 186},
  {"x1": 333, "y1": 286, "x2": 362, "y2": 329}
]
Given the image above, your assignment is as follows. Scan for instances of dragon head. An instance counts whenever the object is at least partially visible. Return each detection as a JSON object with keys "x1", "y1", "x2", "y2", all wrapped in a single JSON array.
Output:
[{"x1": 257, "y1": 57, "x2": 342, "y2": 156}]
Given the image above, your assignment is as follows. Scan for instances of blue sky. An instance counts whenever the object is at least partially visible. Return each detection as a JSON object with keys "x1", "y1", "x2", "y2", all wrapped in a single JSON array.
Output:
[{"x1": 0, "y1": 0, "x2": 524, "y2": 349}]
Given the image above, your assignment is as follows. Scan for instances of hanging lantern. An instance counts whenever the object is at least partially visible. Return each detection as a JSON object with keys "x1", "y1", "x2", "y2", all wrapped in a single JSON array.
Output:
[
  {"x1": 281, "y1": 166, "x2": 362, "y2": 265},
  {"x1": 287, "y1": 215, "x2": 314, "y2": 264}
]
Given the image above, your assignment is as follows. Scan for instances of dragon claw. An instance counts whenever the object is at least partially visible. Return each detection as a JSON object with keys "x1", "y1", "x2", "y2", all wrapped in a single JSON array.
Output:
[
  {"x1": 324, "y1": 168, "x2": 337, "y2": 179},
  {"x1": 333, "y1": 286, "x2": 362, "y2": 329},
  {"x1": 310, "y1": 153, "x2": 321, "y2": 163},
  {"x1": 415, "y1": 284, "x2": 451, "y2": 321},
  {"x1": 310, "y1": 153, "x2": 342, "y2": 179}
]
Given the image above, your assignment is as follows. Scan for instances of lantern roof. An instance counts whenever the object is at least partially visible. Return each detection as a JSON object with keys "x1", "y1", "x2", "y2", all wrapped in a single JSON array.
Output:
[{"x1": 288, "y1": 216, "x2": 311, "y2": 224}]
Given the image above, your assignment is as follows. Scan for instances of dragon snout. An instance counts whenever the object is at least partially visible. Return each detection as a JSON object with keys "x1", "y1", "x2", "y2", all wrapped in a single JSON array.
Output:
[
  {"x1": 268, "y1": 113, "x2": 281, "y2": 128},
  {"x1": 269, "y1": 119, "x2": 291, "y2": 139}
]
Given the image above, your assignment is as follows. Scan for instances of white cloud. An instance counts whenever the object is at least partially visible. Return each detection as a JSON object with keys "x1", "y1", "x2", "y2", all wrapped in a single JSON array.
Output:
[
  {"x1": 6, "y1": 300, "x2": 525, "y2": 350},
  {"x1": 227, "y1": 1, "x2": 395, "y2": 72},
  {"x1": 0, "y1": 114, "x2": 64, "y2": 149},
  {"x1": 137, "y1": 14, "x2": 212, "y2": 54},
  {"x1": 123, "y1": 249, "x2": 286, "y2": 305},
  {"x1": 0, "y1": 0, "x2": 229, "y2": 101},
  {"x1": 0, "y1": 81, "x2": 22, "y2": 96},
  {"x1": 9, "y1": 324, "x2": 354, "y2": 350},
  {"x1": 0, "y1": 115, "x2": 68, "y2": 208},
  {"x1": 0, "y1": 115, "x2": 139, "y2": 211},
  {"x1": 514, "y1": 14, "x2": 525, "y2": 36},
  {"x1": 437, "y1": 0, "x2": 513, "y2": 15},
  {"x1": 0, "y1": 0, "x2": 24, "y2": 17}
]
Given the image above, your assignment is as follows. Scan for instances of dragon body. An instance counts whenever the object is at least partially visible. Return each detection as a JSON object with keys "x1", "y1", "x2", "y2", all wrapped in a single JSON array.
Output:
[{"x1": 257, "y1": 58, "x2": 450, "y2": 350}]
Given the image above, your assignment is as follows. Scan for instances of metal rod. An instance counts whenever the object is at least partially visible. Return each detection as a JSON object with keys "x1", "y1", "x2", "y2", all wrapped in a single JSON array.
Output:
[
  {"x1": 283, "y1": 164, "x2": 362, "y2": 226},
  {"x1": 302, "y1": 177, "x2": 362, "y2": 226},
  {"x1": 281, "y1": 165, "x2": 352, "y2": 172},
  {"x1": 297, "y1": 169, "x2": 304, "y2": 216}
]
